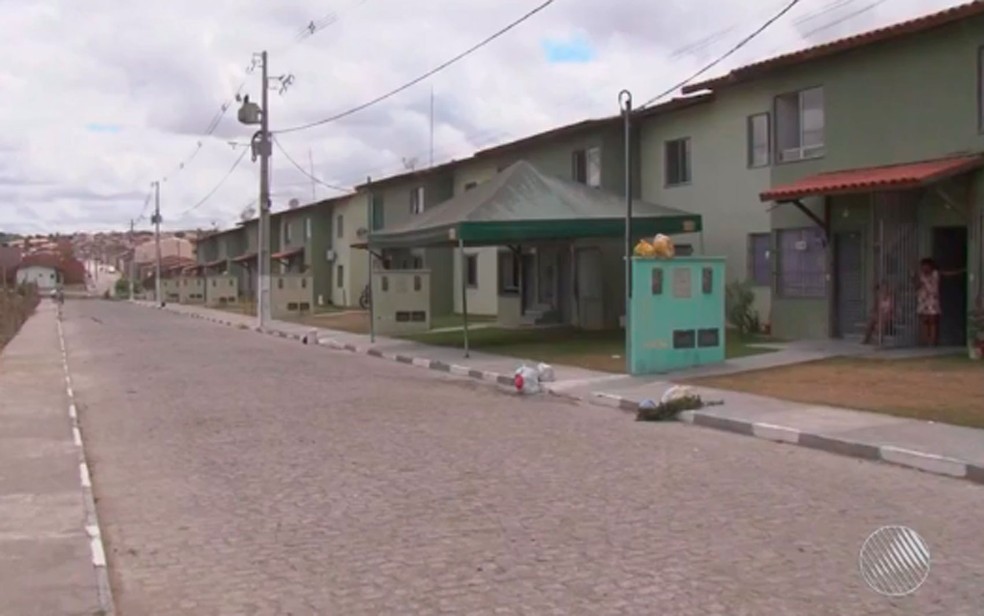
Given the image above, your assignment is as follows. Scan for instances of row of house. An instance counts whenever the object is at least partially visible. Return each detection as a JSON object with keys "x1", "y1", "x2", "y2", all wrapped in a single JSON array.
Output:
[{"x1": 192, "y1": 1, "x2": 984, "y2": 348}]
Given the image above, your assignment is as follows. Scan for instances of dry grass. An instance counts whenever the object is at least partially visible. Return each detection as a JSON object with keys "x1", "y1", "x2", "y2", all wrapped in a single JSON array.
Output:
[
  {"x1": 0, "y1": 288, "x2": 40, "y2": 351},
  {"x1": 690, "y1": 355, "x2": 984, "y2": 429}
]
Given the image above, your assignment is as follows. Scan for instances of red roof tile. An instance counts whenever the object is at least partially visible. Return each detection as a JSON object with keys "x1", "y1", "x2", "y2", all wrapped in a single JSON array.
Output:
[
  {"x1": 231, "y1": 252, "x2": 257, "y2": 264},
  {"x1": 684, "y1": 1, "x2": 984, "y2": 94},
  {"x1": 760, "y1": 154, "x2": 984, "y2": 201}
]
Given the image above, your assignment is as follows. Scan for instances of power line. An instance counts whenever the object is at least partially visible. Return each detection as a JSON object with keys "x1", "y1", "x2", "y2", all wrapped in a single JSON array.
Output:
[
  {"x1": 274, "y1": 0, "x2": 556, "y2": 135},
  {"x1": 293, "y1": 0, "x2": 371, "y2": 43},
  {"x1": 272, "y1": 136, "x2": 351, "y2": 193},
  {"x1": 179, "y1": 148, "x2": 250, "y2": 216},
  {"x1": 639, "y1": 0, "x2": 804, "y2": 108}
]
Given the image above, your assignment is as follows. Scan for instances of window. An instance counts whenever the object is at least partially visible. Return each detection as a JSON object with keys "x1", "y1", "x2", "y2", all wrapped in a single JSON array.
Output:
[
  {"x1": 283, "y1": 221, "x2": 292, "y2": 244},
  {"x1": 465, "y1": 254, "x2": 478, "y2": 288},
  {"x1": 747, "y1": 113, "x2": 770, "y2": 167},
  {"x1": 775, "y1": 87, "x2": 825, "y2": 162},
  {"x1": 304, "y1": 218, "x2": 312, "y2": 240},
  {"x1": 336, "y1": 264, "x2": 344, "y2": 288},
  {"x1": 665, "y1": 138, "x2": 691, "y2": 186},
  {"x1": 464, "y1": 181, "x2": 478, "y2": 191},
  {"x1": 978, "y1": 45, "x2": 984, "y2": 132},
  {"x1": 412, "y1": 256, "x2": 423, "y2": 269},
  {"x1": 571, "y1": 147, "x2": 601, "y2": 187},
  {"x1": 747, "y1": 233, "x2": 771, "y2": 286},
  {"x1": 336, "y1": 215, "x2": 344, "y2": 238},
  {"x1": 370, "y1": 195, "x2": 385, "y2": 230},
  {"x1": 410, "y1": 186, "x2": 425, "y2": 215},
  {"x1": 498, "y1": 251, "x2": 520, "y2": 293},
  {"x1": 778, "y1": 227, "x2": 826, "y2": 298}
]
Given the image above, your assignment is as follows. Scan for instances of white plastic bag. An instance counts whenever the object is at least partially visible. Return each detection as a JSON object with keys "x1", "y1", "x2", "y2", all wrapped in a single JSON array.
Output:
[
  {"x1": 513, "y1": 365, "x2": 541, "y2": 395},
  {"x1": 661, "y1": 385, "x2": 696, "y2": 405},
  {"x1": 536, "y1": 362, "x2": 555, "y2": 383}
]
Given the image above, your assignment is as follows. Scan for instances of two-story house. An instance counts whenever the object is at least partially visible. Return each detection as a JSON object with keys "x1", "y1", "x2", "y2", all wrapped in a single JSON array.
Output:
[
  {"x1": 448, "y1": 115, "x2": 641, "y2": 321},
  {"x1": 680, "y1": 0, "x2": 984, "y2": 347},
  {"x1": 355, "y1": 162, "x2": 457, "y2": 316}
]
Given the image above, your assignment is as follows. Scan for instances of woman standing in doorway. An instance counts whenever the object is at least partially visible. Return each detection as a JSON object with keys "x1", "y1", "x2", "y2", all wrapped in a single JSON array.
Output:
[{"x1": 916, "y1": 258, "x2": 964, "y2": 346}]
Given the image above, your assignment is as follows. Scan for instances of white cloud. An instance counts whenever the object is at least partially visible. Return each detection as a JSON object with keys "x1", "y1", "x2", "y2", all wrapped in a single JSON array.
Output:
[{"x1": 0, "y1": 0, "x2": 966, "y2": 233}]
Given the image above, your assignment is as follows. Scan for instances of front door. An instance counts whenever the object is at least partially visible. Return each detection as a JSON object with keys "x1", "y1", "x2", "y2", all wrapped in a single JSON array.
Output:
[
  {"x1": 576, "y1": 248, "x2": 604, "y2": 330},
  {"x1": 933, "y1": 226, "x2": 968, "y2": 346},
  {"x1": 521, "y1": 254, "x2": 536, "y2": 313},
  {"x1": 834, "y1": 231, "x2": 865, "y2": 338}
]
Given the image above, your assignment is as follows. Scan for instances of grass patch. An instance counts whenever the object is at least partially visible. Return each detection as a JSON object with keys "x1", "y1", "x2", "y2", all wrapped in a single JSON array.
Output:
[
  {"x1": 689, "y1": 354, "x2": 984, "y2": 429},
  {"x1": 401, "y1": 327, "x2": 776, "y2": 373}
]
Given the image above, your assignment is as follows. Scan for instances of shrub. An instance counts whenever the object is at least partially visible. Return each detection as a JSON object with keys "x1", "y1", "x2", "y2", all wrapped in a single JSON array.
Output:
[
  {"x1": 0, "y1": 286, "x2": 40, "y2": 350},
  {"x1": 725, "y1": 280, "x2": 760, "y2": 335},
  {"x1": 114, "y1": 278, "x2": 130, "y2": 298}
]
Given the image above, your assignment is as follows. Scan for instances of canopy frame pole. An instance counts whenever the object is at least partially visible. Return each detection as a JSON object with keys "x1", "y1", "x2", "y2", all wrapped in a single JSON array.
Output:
[
  {"x1": 620, "y1": 89, "x2": 633, "y2": 374},
  {"x1": 367, "y1": 176, "x2": 376, "y2": 345},
  {"x1": 459, "y1": 237, "x2": 470, "y2": 358}
]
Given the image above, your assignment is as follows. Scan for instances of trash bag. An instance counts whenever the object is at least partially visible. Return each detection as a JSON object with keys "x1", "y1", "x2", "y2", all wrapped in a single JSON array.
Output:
[
  {"x1": 633, "y1": 239, "x2": 656, "y2": 257},
  {"x1": 651, "y1": 234, "x2": 675, "y2": 258},
  {"x1": 513, "y1": 365, "x2": 541, "y2": 395},
  {"x1": 661, "y1": 385, "x2": 697, "y2": 405},
  {"x1": 536, "y1": 363, "x2": 555, "y2": 383}
]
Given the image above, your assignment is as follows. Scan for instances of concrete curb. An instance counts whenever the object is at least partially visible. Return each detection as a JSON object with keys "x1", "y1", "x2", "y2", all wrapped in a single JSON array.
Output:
[
  {"x1": 139, "y1": 302, "x2": 984, "y2": 486},
  {"x1": 56, "y1": 307, "x2": 116, "y2": 614},
  {"x1": 591, "y1": 392, "x2": 984, "y2": 487}
]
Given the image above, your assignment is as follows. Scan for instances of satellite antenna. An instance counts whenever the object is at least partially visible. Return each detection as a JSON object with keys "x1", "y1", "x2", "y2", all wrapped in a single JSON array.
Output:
[
  {"x1": 402, "y1": 157, "x2": 418, "y2": 171},
  {"x1": 240, "y1": 204, "x2": 256, "y2": 221},
  {"x1": 288, "y1": 198, "x2": 301, "y2": 210}
]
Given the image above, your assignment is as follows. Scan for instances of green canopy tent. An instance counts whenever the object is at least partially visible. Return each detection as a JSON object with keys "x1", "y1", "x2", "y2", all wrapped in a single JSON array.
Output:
[{"x1": 365, "y1": 160, "x2": 703, "y2": 355}]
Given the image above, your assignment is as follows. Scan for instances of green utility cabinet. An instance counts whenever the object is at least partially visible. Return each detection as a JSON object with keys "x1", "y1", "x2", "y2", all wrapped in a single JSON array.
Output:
[{"x1": 628, "y1": 257, "x2": 726, "y2": 375}]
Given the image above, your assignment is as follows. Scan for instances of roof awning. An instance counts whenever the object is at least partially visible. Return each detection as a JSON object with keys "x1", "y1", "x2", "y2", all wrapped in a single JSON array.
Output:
[
  {"x1": 272, "y1": 246, "x2": 304, "y2": 261},
  {"x1": 760, "y1": 155, "x2": 984, "y2": 202},
  {"x1": 204, "y1": 259, "x2": 226, "y2": 269},
  {"x1": 231, "y1": 252, "x2": 257, "y2": 264},
  {"x1": 368, "y1": 160, "x2": 702, "y2": 249}
]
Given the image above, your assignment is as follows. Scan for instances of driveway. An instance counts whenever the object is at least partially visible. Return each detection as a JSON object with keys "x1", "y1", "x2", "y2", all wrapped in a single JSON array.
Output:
[{"x1": 62, "y1": 301, "x2": 984, "y2": 615}]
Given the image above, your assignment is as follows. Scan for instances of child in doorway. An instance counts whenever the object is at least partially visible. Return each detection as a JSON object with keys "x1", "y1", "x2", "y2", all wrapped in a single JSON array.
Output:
[
  {"x1": 862, "y1": 283, "x2": 895, "y2": 345},
  {"x1": 916, "y1": 257, "x2": 964, "y2": 346}
]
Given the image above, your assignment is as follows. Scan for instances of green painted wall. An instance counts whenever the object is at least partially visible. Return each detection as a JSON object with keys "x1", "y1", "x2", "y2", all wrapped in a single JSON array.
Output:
[{"x1": 747, "y1": 15, "x2": 984, "y2": 339}]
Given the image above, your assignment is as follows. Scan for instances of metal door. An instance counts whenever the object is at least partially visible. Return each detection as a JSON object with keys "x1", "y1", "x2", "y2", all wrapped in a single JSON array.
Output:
[
  {"x1": 576, "y1": 248, "x2": 604, "y2": 330},
  {"x1": 835, "y1": 231, "x2": 865, "y2": 338},
  {"x1": 933, "y1": 226, "x2": 968, "y2": 346}
]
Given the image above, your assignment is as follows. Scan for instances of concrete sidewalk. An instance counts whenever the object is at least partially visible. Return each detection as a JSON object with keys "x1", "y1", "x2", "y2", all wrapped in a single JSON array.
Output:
[
  {"x1": 0, "y1": 301, "x2": 111, "y2": 615},
  {"x1": 144, "y1": 301, "x2": 984, "y2": 486}
]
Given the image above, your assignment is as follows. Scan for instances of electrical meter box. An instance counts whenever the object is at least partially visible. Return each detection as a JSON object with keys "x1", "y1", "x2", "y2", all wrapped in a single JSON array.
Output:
[{"x1": 628, "y1": 256, "x2": 726, "y2": 375}]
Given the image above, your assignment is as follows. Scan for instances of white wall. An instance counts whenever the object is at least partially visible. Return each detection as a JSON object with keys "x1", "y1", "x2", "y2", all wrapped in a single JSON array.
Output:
[
  {"x1": 331, "y1": 194, "x2": 370, "y2": 307},
  {"x1": 451, "y1": 158, "x2": 500, "y2": 315},
  {"x1": 639, "y1": 94, "x2": 773, "y2": 322},
  {"x1": 16, "y1": 266, "x2": 58, "y2": 289}
]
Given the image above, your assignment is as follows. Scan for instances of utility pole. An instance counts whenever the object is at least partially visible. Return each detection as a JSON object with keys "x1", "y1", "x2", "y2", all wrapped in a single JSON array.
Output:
[
  {"x1": 152, "y1": 181, "x2": 163, "y2": 306},
  {"x1": 238, "y1": 50, "x2": 292, "y2": 329},
  {"x1": 128, "y1": 219, "x2": 135, "y2": 301}
]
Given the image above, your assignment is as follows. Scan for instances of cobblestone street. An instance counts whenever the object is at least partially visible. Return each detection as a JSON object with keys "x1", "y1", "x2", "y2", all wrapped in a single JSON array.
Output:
[{"x1": 63, "y1": 301, "x2": 984, "y2": 615}]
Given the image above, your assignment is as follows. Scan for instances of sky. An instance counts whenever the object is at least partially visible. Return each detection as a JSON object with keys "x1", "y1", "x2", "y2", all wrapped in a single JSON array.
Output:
[{"x1": 0, "y1": 0, "x2": 968, "y2": 234}]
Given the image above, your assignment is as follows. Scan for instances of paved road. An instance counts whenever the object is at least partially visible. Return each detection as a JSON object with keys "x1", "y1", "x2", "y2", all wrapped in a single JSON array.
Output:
[{"x1": 62, "y1": 301, "x2": 984, "y2": 615}]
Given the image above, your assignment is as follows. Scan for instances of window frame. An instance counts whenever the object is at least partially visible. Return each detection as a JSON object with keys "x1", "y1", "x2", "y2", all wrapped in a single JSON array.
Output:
[
  {"x1": 465, "y1": 254, "x2": 479, "y2": 289},
  {"x1": 304, "y1": 217, "x2": 312, "y2": 240},
  {"x1": 336, "y1": 214, "x2": 344, "y2": 239},
  {"x1": 410, "y1": 186, "x2": 425, "y2": 215},
  {"x1": 774, "y1": 86, "x2": 825, "y2": 164},
  {"x1": 978, "y1": 45, "x2": 984, "y2": 134},
  {"x1": 336, "y1": 264, "x2": 344, "y2": 288},
  {"x1": 498, "y1": 251, "x2": 520, "y2": 294},
  {"x1": 571, "y1": 149, "x2": 587, "y2": 183},
  {"x1": 585, "y1": 146, "x2": 602, "y2": 188},
  {"x1": 747, "y1": 233, "x2": 772, "y2": 286},
  {"x1": 370, "y1": 194, "x2": 385, "y2": 230},
  {"x1": 747, "y1": 113, "x2": 771, "y2": 168},
  {"x1": 777, "y1": 227, "x2": 827, "y2": 299},
  {"x1": 664, "y1": 137, "x2": 692, "y2": 187},
  {"x1": 283, "y1": 221, "x2": 292, "y2": 244}
]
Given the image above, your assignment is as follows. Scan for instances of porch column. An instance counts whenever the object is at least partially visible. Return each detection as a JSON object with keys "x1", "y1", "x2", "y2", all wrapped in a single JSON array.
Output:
[{"x1": 459, "y1": 238, "x2": 469, "y2": 358}]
